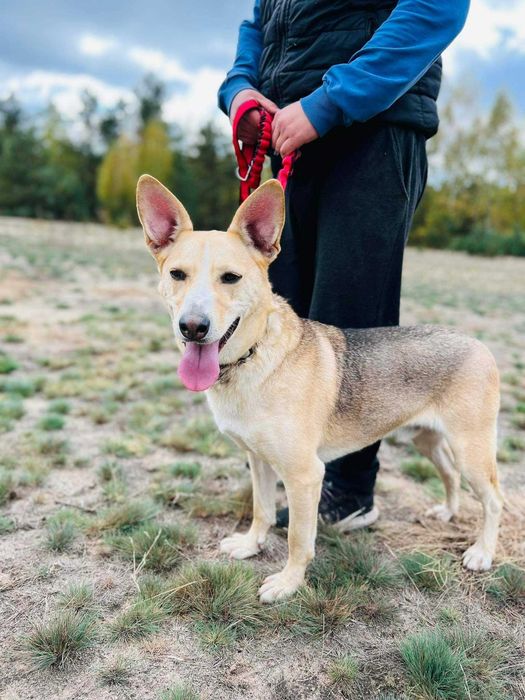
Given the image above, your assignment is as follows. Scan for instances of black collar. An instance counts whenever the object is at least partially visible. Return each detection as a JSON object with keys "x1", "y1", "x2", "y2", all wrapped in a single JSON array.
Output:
[{"x1": 218, "y1": 345, "x2": 256, "y2": 381}]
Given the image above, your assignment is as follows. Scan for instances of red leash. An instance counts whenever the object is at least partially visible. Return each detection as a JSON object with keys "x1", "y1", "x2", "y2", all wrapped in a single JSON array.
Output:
[{"x1": 232, "y1": 99, "x2": 299, "y2": 203}]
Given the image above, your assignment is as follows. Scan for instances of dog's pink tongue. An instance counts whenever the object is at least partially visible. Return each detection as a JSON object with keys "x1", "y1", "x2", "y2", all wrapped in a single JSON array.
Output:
[{"x1": 178, "y1": 341, "x2": 220, "y2": 391}]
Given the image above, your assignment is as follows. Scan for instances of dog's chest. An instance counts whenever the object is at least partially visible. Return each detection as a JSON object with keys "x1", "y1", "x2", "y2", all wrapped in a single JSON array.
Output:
[{"x1": 206, "y1": 391, "x2": 260, "y2": 451}]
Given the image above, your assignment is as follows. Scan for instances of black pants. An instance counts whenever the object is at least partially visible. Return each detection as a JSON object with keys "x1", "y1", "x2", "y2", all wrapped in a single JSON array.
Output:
[{"x1": 270, "y1": 122, "x2": 428, "y2": 498}]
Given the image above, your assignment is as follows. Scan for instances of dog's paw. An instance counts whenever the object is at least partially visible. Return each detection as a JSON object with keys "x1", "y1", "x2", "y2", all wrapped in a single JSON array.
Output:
[
  {"x1": 258, "y1": 569, "x2": 304, "y2": 603},
  {"x1": 425, "y1": 503, "x2": 456, "y2": 522},
  {"x1": 219, "y1": 533, "x2": 261, "y2": 560},
  {"x1": 462, "y1": 543, "x2": 493, "y2": 571}
]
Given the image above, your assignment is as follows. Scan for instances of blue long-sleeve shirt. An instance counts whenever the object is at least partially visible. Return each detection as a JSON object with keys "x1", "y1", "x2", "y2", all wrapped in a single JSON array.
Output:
[{"x1": 218, "y1": 0, "x2": 470, "y2": 137}]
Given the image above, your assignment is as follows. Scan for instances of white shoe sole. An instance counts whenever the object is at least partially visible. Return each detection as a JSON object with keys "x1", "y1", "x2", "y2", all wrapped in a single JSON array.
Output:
[{"x1": 332, "y1": 505, "x2": 380, "y2": 533}]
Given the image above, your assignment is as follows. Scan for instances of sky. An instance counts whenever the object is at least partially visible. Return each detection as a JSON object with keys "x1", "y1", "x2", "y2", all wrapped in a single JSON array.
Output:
[{"x1": 1, "y1": 0, "x2": 524, "y2": 133}]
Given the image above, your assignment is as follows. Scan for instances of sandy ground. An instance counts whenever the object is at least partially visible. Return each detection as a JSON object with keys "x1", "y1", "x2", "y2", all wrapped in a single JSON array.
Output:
[{"x1": 0, "y1": 216, "x2": 524, "y2": 699}]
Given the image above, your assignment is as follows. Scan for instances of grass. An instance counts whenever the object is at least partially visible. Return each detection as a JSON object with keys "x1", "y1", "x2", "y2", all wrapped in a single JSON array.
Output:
[
  {"x1": 165, "y1": 561, "x2": 262, "y2": 641},
  {"x1": 400, "y1": 627, "x2": 515, "y2": 699},
  {"x1": 106, "y1": 521, "x2": 196, "y2": 572},
  {"x1": 104, "y1": 433, "x2": 151, "y2": 458},
  {"x1": 48, "y1": 399, "x2": 71, "y2": 414},
  {"x1": 46, "y1": 520, "x2": 78, "y2": 552},
  {"x1": 108, "y1": 599, "x2": 168, "y2": 641},
  {"x1": 35, "y1": 434, "x2": 69, "y2": 466},
  {"x1": 0, "y1": 514, "x2": 15, "y2": 533},
  {"x1": 0, "y1": 353, "x2": 18, "y2": 374},
  {"x1": 38, "y1": 413, "x2": 65, "y2": 431},
  {"x1": 160, "y1": 684, "x2": 200, "y2": 700},
  {"x1": 160, "y1": 416, "x2": 235, "y2": 458},
  {"x1": 485, "y1": 563, "x2": 525, "y2": 605},
  {"x1": 44, "y1": 509, "x2": 88, "y2": 551},
  {"x1": 276, "y1": 585, "x2": 368, "y2": 638},
  {"x1": 0, "y1": 467, "x2": 14, "y2": 505},
  {"x1": 400, "y1": 550, "x2": 456, "y2": 591},
  {"x1": 327, "y1": 654, "x2": 359, "y2": 693},
  {"x1": 93, "y1": 499, "x2": 158, "y2": 533},
  {"x1": 310, "y1": 529, "x2": 402, "y2": 591},
  {"x1": 169, "y1": 461, "x2": 202, "y2": 479},
  {"x1": 400, "y1": 457, "x2": 438, "y2": 482},
  {"x1": 25, "y1": 610, "x2": 97, "y2": 669},
  {"x1": 97, "y1": 655, "x2": 132, "y2": 686},
  {"x1": 181, "y1": 484, "x2": 252, "y2": 521},
  {"x1": 57, "y1": 583, "x2": 96, "y2": 612},
  {"x1": 0, "y1": 398, "x2": 25, "y2": 420},
  {"x1": 97, "y1": 461, "x2": 127, "y2": 501}
]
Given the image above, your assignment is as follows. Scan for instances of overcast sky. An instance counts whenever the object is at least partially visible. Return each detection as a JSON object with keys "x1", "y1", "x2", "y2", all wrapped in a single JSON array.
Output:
[{"x1": 1, "y1": 0, "x2": 524, "y2": 131}]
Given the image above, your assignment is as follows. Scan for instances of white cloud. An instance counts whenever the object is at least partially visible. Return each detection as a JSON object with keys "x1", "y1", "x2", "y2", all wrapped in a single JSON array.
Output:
[
  {"x1": 128, "y1": 47, "x2": 191, "y2": 83},
  {"x1": 163, "y1": 66, "x2": 226, "y2": 132},
  {"x1": 444, "y1": 0, "x2": 525, "y2": 75},
  {"x1": 79, "y1": 34, "x2": 117, "y2": 57},
  {"x1": 2, "y1": 71, "x2": 132, "y2": 117}
]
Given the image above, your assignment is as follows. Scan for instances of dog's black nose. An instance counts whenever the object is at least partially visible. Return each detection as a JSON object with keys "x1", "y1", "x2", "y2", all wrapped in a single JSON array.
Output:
[{"x1": 179, "y1": 315, "x2": 210, "y2": 341}]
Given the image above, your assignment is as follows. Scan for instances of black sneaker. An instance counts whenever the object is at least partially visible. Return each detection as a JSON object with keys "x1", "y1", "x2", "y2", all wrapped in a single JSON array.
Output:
[{"x1": 275, "y1": 481, "x2": 379, "y2": 532}]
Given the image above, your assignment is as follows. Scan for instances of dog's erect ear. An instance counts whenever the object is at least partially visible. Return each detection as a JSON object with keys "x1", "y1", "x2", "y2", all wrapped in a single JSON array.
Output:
[
  {"x1": 228, "y1": 179, "x2": 285, "y2": 263},
  {"x1": 136, "y1": 174, "x2": 192, "y2": 257}
]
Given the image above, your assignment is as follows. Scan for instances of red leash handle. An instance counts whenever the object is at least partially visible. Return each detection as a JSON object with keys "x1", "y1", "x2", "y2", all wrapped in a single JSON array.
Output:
[{"x1": 232, "y1": 99, "x2": 298, "y2": 203}]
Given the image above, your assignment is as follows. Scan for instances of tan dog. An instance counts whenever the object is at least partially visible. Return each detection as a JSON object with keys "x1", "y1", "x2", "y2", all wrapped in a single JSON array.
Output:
[{"x1": 136, "y1": 174, "x2": 503, "y2": 603}]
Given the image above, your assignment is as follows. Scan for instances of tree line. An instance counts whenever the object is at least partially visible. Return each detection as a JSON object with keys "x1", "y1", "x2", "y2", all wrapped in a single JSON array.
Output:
[{"x1": 1, "y1": 75, "x2": 524, "y2": 255}]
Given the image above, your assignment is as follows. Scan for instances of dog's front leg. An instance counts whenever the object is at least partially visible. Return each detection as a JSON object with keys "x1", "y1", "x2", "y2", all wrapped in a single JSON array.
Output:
[
  {"x1": 259, "y1": 456, "x2": 324, "y2": 603},
  {"x1": 220, "y1": 452, "x2": 277, "y2": 559}
]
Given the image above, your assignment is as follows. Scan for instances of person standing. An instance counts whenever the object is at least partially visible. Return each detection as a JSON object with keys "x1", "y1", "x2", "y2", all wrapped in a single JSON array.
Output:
[{"x1": 218, "y1": 0, "x2": 470, "y2": 531}]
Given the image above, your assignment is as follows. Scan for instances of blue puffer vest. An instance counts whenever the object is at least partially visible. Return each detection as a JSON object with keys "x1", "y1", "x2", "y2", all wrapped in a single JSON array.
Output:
[{"x1": 257, "y1": 0, "x2": 441, "y2": 137}]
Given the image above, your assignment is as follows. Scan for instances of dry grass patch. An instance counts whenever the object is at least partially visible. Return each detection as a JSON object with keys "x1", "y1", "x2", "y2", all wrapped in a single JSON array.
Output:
[{"x1": 92, "y1": 499, "x2": 158, "y2": 534}]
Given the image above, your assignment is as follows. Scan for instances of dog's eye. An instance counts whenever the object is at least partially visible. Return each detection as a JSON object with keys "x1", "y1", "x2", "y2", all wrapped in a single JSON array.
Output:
[
  {"x1": 221, "y1": 272, "x2": 242, "y2": 284},
  {"x1": 170, "y1": 269, "x2": 187, "y2": 281}
]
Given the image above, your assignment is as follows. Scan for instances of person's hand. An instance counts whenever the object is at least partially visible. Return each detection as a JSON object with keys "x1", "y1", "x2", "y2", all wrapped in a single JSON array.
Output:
[
  {"x1": 272, "y1": 101, "x2": 318, "y2": 156},
  {"x1": 230, "y1": 89, "x2": 278, "y2": 145}
]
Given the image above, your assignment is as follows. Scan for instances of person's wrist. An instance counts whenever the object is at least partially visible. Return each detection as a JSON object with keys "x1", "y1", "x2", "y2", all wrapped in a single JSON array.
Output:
[{"x1": 230, "y1": 88, "x2": 258, "y2": 120}]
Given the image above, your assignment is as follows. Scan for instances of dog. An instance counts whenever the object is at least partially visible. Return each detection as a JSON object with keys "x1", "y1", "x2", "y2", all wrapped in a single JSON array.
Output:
[{"x1": 136, "y1": 174, "x2": 503, "y2": 603}]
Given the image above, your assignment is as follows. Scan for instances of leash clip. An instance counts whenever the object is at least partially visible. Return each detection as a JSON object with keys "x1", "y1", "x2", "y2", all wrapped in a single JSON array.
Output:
[{"x1": 235, "y1": 163, "x2": 253, "y2": 182}]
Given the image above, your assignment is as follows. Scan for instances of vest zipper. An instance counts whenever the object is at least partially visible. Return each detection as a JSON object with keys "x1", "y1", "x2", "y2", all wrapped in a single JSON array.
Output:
[{"x1": 271, "y1": 0, "x2": 291, "y2": 104}]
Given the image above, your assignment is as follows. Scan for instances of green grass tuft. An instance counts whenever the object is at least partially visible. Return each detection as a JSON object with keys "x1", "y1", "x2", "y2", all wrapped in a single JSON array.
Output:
[
  {"x1": 39, "y1": 413, "x2": 65, "y2": 431},
  {"x1": 93, "y1": 499, "x2": 158, "y2": 534},
  {"x1": 0, "y1": 353, "x2": 18, "y2": 374},
  {"x1": 25, "y1": 611, "x2": 97, "y2": 669},
  {"x1": 97, "y1": 655, "x2": 132, "y2": 686},
  {"x1": 160, "y1": 417, "x2": 235, "y2": 458},
  {"x1": 108, "y1": 599, "x2": 167, "y2": 641},
  {"x1": 277, "y1": 585, "x2": 366, "y2": 638},
  {"x1": 311, "y1": 529, "x2": 402, "y2": 590},
  {"x1": 401, "y1": 627, "x2": 515, "y2": 700},
  {"x1": 400, "y1": 550, "x2": 456, "y2": 591},
  {"x1": 57, "y1": 583, "x2": 96, "y2": 612},
  {"x1": 169, "y1": 461, "x2": 202, "y2": 479},
  {"x1": 0, "y1": 398, "x2": 25, "y2": 420},
  {"x1": 401, "y1": 457, "x2": 438, "y2": 482},
  {"x1": 485, "y1": 563, "x2": 525, "y2": 605},
  {"x1": 0, "y1": 514, "x2": 15, "y2": 533},
  {"x1": 327, "y1": 654, "x2": 359, "y2": 693},
  {"x1": 160, "y1": 684, "x2": 200, "y2": 700},
  {"x1": 48, "y1": 399, "x2": 71, "y2": 415},
  {"x1": 0, "y1": 468, "x2": 15, "y2": 505},
  {"x1": 166, "y1": 561, "x2": 262, "y2": 639},
  {"x1": 106, "y1": 521, "x2": 196, "y2": 572}
]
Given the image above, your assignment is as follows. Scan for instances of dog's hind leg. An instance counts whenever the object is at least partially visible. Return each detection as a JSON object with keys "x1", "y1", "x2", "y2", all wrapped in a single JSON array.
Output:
[
  {"x1": 259, "y1": 455, "x2": 324, "y2": 603},
  {"x1": 446, "y1": 429, "x2": 503, "y2": 571},
  {"x1": 413, "y1": 429, "x2": 460, "y2": 522},
  {"x1": 220, "y1": 452, "x2": 277, "y2": 560}
]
